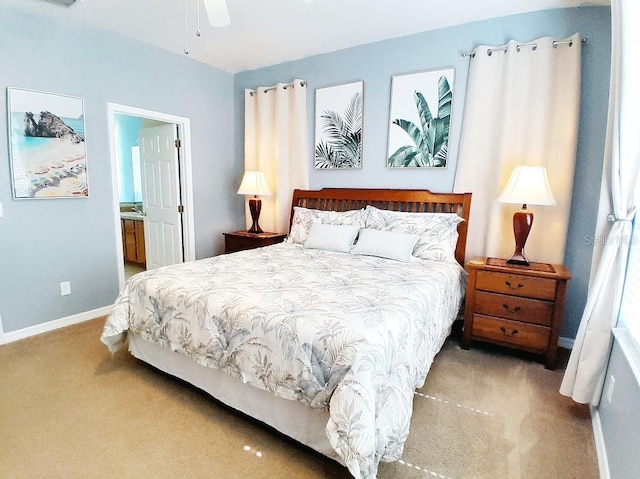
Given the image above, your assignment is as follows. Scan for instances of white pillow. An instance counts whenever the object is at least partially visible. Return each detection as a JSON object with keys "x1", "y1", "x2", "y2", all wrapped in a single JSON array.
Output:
[
  {"x1": 364, "y1": 205, "x2": 464, "y2": 262},
  {"x1": 287, "y1": 207, "x2": 367, "y2": 244},
  {"x1": 303, "y1": 223, "x2": 360, "y2": 253},
  {"x1": 351, "y1": 228, "x2": 420, "y2": 262}
]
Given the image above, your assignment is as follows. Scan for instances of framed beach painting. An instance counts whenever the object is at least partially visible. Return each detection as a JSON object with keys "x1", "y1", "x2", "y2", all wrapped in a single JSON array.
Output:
[
  {"x1": 314, "y1": 81, "x2": 363, "y2": 169},
  {"x1": 387, "y1": 67, "x2": 454, "y2": 168},
  {"x1": 7, "y1": 88, "x2": 88, "y2": 198}
]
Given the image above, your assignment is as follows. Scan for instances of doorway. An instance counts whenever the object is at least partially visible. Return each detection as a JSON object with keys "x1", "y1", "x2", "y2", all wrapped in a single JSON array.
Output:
[{"x1": 108, "y1": 103, "x2": 195, "y2": 291}]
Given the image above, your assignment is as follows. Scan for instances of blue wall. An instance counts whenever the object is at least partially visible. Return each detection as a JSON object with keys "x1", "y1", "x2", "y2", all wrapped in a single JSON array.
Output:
[
  {"x1": 235, "y1": 6, "x2": 612, "y2": 341},
  {"x1": 0, "y1": 6, "x2": 236, "y2": 333},
  {"x1": 598, "y1": 332, "x2": 640, "y2": 479}
]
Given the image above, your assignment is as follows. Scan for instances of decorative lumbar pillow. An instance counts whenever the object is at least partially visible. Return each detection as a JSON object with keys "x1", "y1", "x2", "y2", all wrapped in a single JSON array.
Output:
[
  {"x1": 287, "y1": 207, "x2": 367, "y2": 244},
  {"x1": 364, "y1": 205, "x2": 464, "y2": 262},
  {"x1": 303, "y1": 223, "x2": 361, "y2": 253},
  {"x1": 351, "y1": 228, "x2": 420, "y2": 262}
]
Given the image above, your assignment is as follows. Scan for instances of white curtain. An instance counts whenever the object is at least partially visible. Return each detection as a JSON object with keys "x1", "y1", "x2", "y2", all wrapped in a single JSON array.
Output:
[
  {"x1": 244, "y1": 80, "x2": 309, "y2": 234},
  {"x1": 560, "y1": 0, "x2": 640, "y2": 405},
  {"x1": 454, "y1": 34, "x2": 582, "y2": 264}
]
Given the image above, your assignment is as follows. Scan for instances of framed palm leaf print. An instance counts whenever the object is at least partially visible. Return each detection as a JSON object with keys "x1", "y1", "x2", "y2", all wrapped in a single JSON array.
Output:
[
  {"x1": 314, "y1": 81, "x2": 363, "y2": 169},
  {"x1": 387, "y1": 67, "x2": 454, "y2": 168}
]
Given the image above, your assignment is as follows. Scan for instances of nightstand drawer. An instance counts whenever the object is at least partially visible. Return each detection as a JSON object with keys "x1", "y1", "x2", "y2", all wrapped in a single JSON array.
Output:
[
  {"x1": 227, "y1": 235, "x2": 266, "y2": 252},
  {"x1": 474, "y1": 291, "x2": 553, "y2": 326},
  {"x1": 471, "y1": 314, "x2": 550, "y2": 353},
  {"x1": 476, "y1": 271, "x2": 556, "y2": 300}
]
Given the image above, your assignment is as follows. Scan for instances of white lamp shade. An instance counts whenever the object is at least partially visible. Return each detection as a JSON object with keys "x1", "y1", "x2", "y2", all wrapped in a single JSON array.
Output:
[
  {"x1": 237, "y1": 170, "x2": 271, "y2": 196},
  {"x1": 498, "y1": 166, "x2": 556, "y2": 206}
]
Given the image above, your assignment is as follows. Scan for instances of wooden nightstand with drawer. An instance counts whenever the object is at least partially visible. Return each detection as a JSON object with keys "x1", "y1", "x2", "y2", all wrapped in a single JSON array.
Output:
[
  {"x1": 462, "y1": 257, "x2": 571, "y2": 369},
  {"x1": 223, "y1": 231, "x2": 287, "y2": 254}
]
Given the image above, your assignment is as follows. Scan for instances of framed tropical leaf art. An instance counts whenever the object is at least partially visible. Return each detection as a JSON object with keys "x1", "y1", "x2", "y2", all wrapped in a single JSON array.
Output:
[
  {"x1": 387, "y1": 67, "x2": 454, "y2": 168},
  {"x1": 314, "y1": 81, "x2": 363, "y2": 169}
]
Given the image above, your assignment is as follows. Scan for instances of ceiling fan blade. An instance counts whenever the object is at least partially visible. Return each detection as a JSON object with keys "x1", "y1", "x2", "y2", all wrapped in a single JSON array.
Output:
[{"x1": 203, "y1": 0, "x2": 231, "y2": 27}]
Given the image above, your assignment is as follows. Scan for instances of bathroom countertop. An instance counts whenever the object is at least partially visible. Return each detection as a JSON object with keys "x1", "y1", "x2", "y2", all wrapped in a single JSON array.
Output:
[{"x1": 120, "y1": 212, "x2": 144, "y2": 220}]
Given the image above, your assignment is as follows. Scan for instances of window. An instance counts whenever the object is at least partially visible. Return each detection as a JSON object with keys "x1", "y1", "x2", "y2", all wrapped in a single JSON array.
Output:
[
  {"x1": 619, "y1": 216, "x2": 640, "y2": 347},
  {"x1": 131, "y1": 146, "x2": 143, "y2": 203}
]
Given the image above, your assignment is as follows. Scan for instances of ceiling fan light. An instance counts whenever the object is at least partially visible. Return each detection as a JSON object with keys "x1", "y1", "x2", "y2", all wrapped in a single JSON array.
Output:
[
  {"x1": 203, "y1": 0, "x2": 231, "y2": 27},
  {"x1": 42, "y1": 0, "x2": 79, "y2": 5}
]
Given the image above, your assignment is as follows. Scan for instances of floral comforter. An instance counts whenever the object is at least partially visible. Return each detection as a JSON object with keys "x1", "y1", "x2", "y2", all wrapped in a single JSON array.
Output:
[{"x1": 101, "y1": 242, "x2": 465, "y2": 478}]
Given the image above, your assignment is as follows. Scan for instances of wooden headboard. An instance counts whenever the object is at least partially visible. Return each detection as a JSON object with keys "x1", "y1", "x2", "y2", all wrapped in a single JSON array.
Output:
[{"x1": 290, "y1": 188, "x2": 472, "y2": 266}]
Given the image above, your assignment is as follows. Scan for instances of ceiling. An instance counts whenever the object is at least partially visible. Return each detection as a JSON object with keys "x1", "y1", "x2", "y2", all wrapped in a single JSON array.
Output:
[{"x1": 10, "y1": 0, "x2": 610, "y2": 73}]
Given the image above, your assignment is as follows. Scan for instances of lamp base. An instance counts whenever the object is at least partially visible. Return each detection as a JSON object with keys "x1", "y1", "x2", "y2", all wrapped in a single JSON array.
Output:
[
  {"x1": 507, "y1": 207, "x2": 533, "y2": 267},
  {"x1": 506, "y1": 253, "x2": 530, "y2": 266},
  {"x1": 247, "y1": 197, "x2": 263, "y2": 234}
]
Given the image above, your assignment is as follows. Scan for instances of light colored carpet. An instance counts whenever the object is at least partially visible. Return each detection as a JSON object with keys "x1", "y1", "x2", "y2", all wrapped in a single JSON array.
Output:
[
  {"x1": 0, "y1": 318, "x2": 598, "y2": 479},
  {"x1": 124, "y1": 262, "x2": 146, "y2": 281}
]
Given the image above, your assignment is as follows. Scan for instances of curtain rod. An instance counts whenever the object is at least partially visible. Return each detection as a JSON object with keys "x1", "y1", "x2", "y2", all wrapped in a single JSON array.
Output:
[
  {"x1": 248, "y1": 80, "x2": 307, "y2": 97},
  {"x1": 461, "y1": 37, "x2": 587, "y2": 58}
]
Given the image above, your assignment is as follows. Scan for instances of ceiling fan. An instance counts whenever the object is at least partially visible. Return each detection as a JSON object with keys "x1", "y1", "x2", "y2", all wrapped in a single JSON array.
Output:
[
  {"x1": 42, "y1": 0, "x2": 80, "y2": 5},
  {"x1": 203, "y1": 0, "x2": 231, "y2": 27},
  {"x1": 182, "y1": 0, "x2": 230, "y2": 54},
  {"x1": 202, "y1": 0, "x2": 313, "y2": 27}
]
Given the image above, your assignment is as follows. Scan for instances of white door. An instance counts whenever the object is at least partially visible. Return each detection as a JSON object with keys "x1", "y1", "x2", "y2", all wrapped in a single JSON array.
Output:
[{"x1": 139, "y1": 125, "x2": 184, "y2": 269}]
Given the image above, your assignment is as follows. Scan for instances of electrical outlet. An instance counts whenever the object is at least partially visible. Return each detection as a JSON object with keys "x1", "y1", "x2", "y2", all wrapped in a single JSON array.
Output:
[
  {"x1": 606, "y1": 375, "x2": 615, "y2": 403},
  {"x1": 60, "y1": 281, "x2": 71, "y2": 296}
]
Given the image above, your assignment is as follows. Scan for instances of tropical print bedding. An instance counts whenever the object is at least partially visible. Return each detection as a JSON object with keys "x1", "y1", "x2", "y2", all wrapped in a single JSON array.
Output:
[{"x1": 101, "y1": 242, "x2": 465, "y2": 479}]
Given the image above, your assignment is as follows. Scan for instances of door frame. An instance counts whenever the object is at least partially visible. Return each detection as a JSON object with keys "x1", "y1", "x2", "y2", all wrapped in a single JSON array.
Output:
[{"x1": 107, "y1": 103, "x2": 196, "y2": 290}]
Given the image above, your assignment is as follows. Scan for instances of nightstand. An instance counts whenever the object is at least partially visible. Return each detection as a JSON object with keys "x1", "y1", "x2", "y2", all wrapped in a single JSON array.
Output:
[
  {"x1": 223, "y1": 231, "x2": 287, "y2": 254},
  {"x1": 462, "y1": 257, "x2": 571, "y2": 369}
]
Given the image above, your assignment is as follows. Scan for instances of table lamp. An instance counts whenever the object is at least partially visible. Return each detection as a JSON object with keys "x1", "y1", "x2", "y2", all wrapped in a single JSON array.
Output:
[
  {"x1": 498, "y1": 166, "x2": 556, "y2": 266},
  {"x1": 237, "y1": 170, "x2": 271, "y2": 234}
]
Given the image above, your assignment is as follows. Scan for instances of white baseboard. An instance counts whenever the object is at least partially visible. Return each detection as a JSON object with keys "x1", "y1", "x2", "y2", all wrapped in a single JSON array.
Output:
[
  {"x1": 590, "y1": 406, "x2": 610, "y2": 479},
  {"x1": 0, "y1": 306, "x2": 112, "y2": 345},
  {"x1": 0, "y1": 316, "x2": 580, "y2": 347}
]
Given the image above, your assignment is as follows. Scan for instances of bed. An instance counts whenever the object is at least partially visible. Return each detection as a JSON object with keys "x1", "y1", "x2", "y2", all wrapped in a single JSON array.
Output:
[{"x1": 101, "y1": 188, "x2": 472, "y2": 479}]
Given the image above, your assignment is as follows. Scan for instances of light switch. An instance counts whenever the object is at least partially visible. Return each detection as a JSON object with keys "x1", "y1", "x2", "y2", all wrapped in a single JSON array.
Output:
[
  {"x1": 60, "y1": 281, "x2": 71, "y2": 296},
  {"x1": 0, "y1": 202, "x2": 3, "y2": 217}
]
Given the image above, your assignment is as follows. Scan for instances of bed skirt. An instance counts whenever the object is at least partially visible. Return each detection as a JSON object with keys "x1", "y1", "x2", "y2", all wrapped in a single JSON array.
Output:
[{"x1": 128, "y1": 333, "x2": 344, "y2": 464}]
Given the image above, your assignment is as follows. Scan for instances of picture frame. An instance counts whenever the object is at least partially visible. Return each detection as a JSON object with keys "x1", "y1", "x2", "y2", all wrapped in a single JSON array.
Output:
[
  {"x1": 314, "y1": 80, "x2": 363, "y2": 169},
  {"x1": 387, "y1": 67, "x2": 454, "y2": 168},
  {"x1": 7, "y1": 87, "x2": 88, "y2": 198}
]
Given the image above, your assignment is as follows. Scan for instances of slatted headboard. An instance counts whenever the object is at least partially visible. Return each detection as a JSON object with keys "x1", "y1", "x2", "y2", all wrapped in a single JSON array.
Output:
[{"x1": 290, "y1": 188, "x2": 472, "y2": 266}]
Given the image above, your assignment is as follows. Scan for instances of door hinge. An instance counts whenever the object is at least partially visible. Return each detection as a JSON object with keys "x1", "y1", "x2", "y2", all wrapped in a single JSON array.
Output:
[
  {"x1": 175, "y1": 139, "x2": 182, "y2": 148},
  {"x1": 178, "y1": 205, "x2": 184, "y2": 213}
]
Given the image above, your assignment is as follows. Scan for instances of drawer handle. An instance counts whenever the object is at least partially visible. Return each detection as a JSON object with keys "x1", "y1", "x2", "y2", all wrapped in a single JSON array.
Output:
[
  {"x1": 502, "y1": 304, "x2": 521, "y2": 314},
  {"x1": 505, "y1": 281, "x2": 524, "y2": 290},
  {"x1": 500, "y1": 326, "x2": 519, "y2": 337}
]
